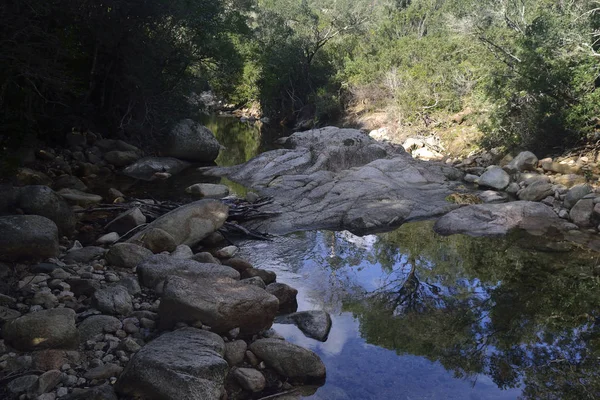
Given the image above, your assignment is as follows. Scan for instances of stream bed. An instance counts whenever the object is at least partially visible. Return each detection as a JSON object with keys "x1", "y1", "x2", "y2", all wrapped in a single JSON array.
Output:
[{"x1": 168, "y1": 117, "x2": 600, "y2": 399}]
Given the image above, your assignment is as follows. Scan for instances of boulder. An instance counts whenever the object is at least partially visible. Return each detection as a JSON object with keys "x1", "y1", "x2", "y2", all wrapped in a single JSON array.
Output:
[
  {"x1": 104, "y1": 208, "x2": 146, "y2": 236},
  {"x1": 123, "y1": 157, "x2": 191, "y2": 181},
  {"x1": 241, "y1": 268, "x2": 276, "y2": 285},
  {"x1": 78, "y1": 315, "x2": 122, "y2": 342},
  {"x1": 222, "y1": 258, "x2": 252, "y2": 272},
  {"x1": 434, "y1": 201, "x2": 577, "y2": 237},
  {"x1": 232, "y1": 368, "x2": 266, "y2": 392},
  {"x1": 128, "y1": 200, "x2": 228, "y2": 247},
  {"x1": 0, "y1": 215, "x2": 59, "y2": 261},
  {"x1": 158, "y1": 275, "x2": 279, "y2": 334},
  {"x1": 115, "y1": 328, "x2": 228, "y2": 400},
  {"x1": 570, "y1": 198, "x2": 595, "y2": 227},
  {"x1": 57, "y1": 188, "x2": 102, "y2": 207},
  {"x1": 63, "y1": 246, "x2": 106, "y2": 264},
  {"x1": 504, "y1": 151, "x2": 538, "y2": 173},
  {"x1": 476, "y1": 166, "x2": 510, "y2": 190},
  {"x1": 564, "y1": 184, "x2": 592, "y2": 209},
  {"x1": 91, "y1": 285, "x2": 133, "y2": 316},
  {"x1": 17, "y1": 185, "x2": 76, "y2": 235},
  {"x1": 171, "y1": 244, "x2": 194, "y2": 259},
  {"x1": 249, "y1": 339, "x2": 326, "y2": 383},
  {"x1": 186, "y1": 183, "x2": 230, "y2": 199},
  {"x1": 517, "y1": 180, "x2": 554, "y2": 202},
  {"x1": 224, "y1": 340, "x2": 247, "y2": 366},
  {"x1": 105, "y1": 243, "x2": 153, "y2": 269},
  {"x1": 2, "y1": 308, "x2": 79, "y2": 351},
  {"x1": 540, "y1": 160, "x2": 581, "y2": 174},
  {"x1": 104, "y1": 150, "x2": 140, "y2": 167},
  {"x1": 279, "y1": 311, "x2": 332, "y2": 342},
  {"x1": 137, "y1": 254, "x2": 240, "y2": 289},
  {"x1": 165, "y1": 119, "x2": 221, "y2": 162},
  {"x1": 128, "y1": 227, "x2": 177, "y2": 253},
  {"x1": 266, "y1": 283, "x2": 298, "y2": 315}
]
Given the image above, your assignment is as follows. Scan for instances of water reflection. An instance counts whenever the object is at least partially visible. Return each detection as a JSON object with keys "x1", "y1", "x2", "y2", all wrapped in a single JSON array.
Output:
[{"x1": 237, "y1": 222, "x2": 600, "y2": 400}]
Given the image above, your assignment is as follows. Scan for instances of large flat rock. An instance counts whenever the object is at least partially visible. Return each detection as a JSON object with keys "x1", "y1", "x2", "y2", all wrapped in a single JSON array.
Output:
[
  {"x1": 202, "y1": 127, "x2": 463, "y2": 235},
  {"x1": 116, "y1": 328, "x2": 228, "y2": 400}
]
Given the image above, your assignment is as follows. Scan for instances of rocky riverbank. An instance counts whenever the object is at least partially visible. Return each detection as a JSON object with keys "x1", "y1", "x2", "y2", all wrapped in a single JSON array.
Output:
[{"x1": 0, "y1": 122, "x2": 330, "y2": 400}]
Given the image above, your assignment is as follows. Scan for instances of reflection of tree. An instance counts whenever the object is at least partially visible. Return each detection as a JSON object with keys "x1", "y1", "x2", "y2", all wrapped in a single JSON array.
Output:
[{"x1": 344, "y1": 222, "x2": 600, "y2": 399}]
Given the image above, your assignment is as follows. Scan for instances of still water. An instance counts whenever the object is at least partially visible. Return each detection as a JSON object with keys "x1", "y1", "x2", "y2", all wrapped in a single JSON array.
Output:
[{"x1": 212, "y1": 117, "x2": 600, "y2": 399}]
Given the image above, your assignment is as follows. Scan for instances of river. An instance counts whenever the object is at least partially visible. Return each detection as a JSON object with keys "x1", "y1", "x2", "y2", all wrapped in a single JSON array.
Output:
[{"x1": 186, "y1": 116, "x2": 600, "y2": 399}]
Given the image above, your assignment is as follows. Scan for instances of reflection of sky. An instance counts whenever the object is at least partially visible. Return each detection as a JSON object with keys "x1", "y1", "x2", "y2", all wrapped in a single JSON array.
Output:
[{"x1": 238, "y1": 230, "x2": 521, "y2": 400}]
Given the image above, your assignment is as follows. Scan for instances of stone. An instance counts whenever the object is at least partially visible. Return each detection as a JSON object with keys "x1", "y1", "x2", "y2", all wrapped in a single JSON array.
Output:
[
  {"x1": 224, "y1": 340, "x2": 247, "y2": 366},
  {"x1": 0, "y1": 215, "x2": 59, "y2": 261},
  {"x1": 7, "y1": 375, "x2": 39, "y2": 394},
  {"x1": 552, "y1": 174, "x2": 587, "y2": 188},
  {"x1": 60, "y1": 383, "x2": 117, "y2": 400},
  {"x1": 266, "y1": 283, "x2": 298, "y2": 315},
  {"x1": 128, "y1": 227, "x2": 177, "y2": 253},
  {"x1": 215, "y1": 245, "x2": 238, "y2": 259},
  {"x1": 2, "y1": 308, "x2": 79, "y2": 351},
  {"x1": 171, "y1": 244, "x2": 194, "y2": 259},
  {"x1": 78, "y1": 315, "x2": 122, "y2": 342},
  {"x1": 136, "y1": 254, "x2": 239, "y2": 289},
  {"x1": 0, "y1": 306, "x2": 21, "y2": 322},
  {"x1": 105, "y1": 243, "x2": 152, "y2": 269},
  {"x1": 92, "y1": 285, "x2": 133, "y2": 316},
  {"x1": 504, "y1": 151, "x2": 538, "y2": 173},
  {"x1": 201, "y1": 127, "x2": 463, "y2": 235},
  {"x1": 17, "y1": 186, "x2": 77, "y2": 235},
  {"x1": 128, "y1": 200, "x2": 228, "y2": 248},
  {"x1": 541, "y1": 160, "x2": 581, "y2": 174},
  {"x1": 57, "y1": 189, "x2": 102, "y2": 207},
  {"x1": 222, "y1": 258, "x2": 252, "y2": 272},
  {"x1": 16, "y1": 167, "x2": 52, "y2": 186},
  {"x1": 241, "y1": 277, "x2": 266, "y2": 289},
  {"x1": 31, "y1": 350, "x2": 80, "y2": 371},
  {"x1": 65, "y1": 278, "x2": 101, "y2": 297},
  {"x1": 570, "y1": 199, "x2": 595, "y2": 227},
  {"x1": 434, "y1": 201, "x2": 577, "y2": 237},
  {"x1": 476, "y1": 166, "x2": 510, "y2": 190},
  {"x1": 192, "y1": 252, "x2": 220, "y2": 264},
  {"x1": 104, "y1": 208, "x2": 146, "y2": 236},
  {"x1": 564, "y1": 184, "x2": 593, "y2": 209},
  {"x1": 241, "y1": 268, "x2": 276, "y2": 285},
  {"x1": 158, "y1": 275, "x2": 279, "y2": 335},
  {"x1": 115, "y1": 276, "x2": 141, "y2": 296},
  {"x1": 53, "y1": 175, "x2": 88, "y2": 192},
  {"x1": 477, "y1": 190, "x2": 508, "y2": 204},
  {"x1": 115, "y1": 328, "x2": 228, "y2": 400},
  {"x1": 31, "y1": 292, "x2": 59, "y2": 309},
  {"x1": 249, "y1": 339, "x2": 326, "y2": 384},
  {"x1": 104, "y1": 150, "x2": 140, "y2": 167},
  {"x1": 84, "y1": 363, "x2": 123, "y2": 380},
  {"x1": 119, "y1": 337, "x2": 142, "y2": 353},
  {"x1": 279, "y1": 311, "x2": 332, "y2": 342},
  {"x1": 35, "y1": 369, "x2": 62, "y2": 394},
  {"x1": 518, "y1": 180, "x2": 555, "y2": 202},
  {"x1": 122, "y1": 157, "x2": 191, "y2": 181},
  {"x1": 165, "y1": 119, "x2": 221, "y2": 162},
  {"x1": 463, "y1": 174, "x2": 478, "y2": 183},
  {"x1": 63, "y1": 246, "x2": 106, "y2": 264},
  {"x1": 185, "y1": 183, "x2": 230, "y2": 199},
  {"x1": 96, "y1": 232, "x2": 120, "y2": 245},
  {"x1": 245, "y1": 192, "x2": 260, "y2": 203},
  {"x1": 232, "y1": 368, "x2": 266, "y2": 392}
]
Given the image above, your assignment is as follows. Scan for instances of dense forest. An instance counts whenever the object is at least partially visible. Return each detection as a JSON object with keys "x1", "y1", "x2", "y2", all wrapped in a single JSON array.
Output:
[{"x1": 2, "y1": 0, "x2": 600, "y2": 154}]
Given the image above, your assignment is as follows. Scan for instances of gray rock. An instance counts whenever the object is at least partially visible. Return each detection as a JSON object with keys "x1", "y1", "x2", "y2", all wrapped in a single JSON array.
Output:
[
  {"x1": 165, "y1": 119, "x2": 221, "y2": 162},
  {"x1": 215, "y1": 245, "x2": 238, "y2": 259},
  {"x1": 477, "y1": 190, "x2": 508, "y2": 204},
  {"x1": 122, "y1": 157, "x2": 191, "y2": 181},
  {"x1": 104, "y1": 150, "x2": 140, "y2": 167},
  {"x1": 242, "y1": 277, "x2": 266, "y2": 289},
  {"x1": 0, "y1": 306, "x2": 21, "y2": 322},
  {"x1": 266, "y1": 283, "x2": 298, "y2": 315},
  {"x1": 115, "y1": 328, "x2": 228, "y2": 400},
  {"x1": 518, "y1": 180, "x2": 554, "y2": 202},
  {"x1": 552, "y1": 174, "x2": 587, "y2": 188},
  {"x1": 504, "y1": 151, "x2": 538, "y2": 173},
  {"x1": 60, "y1": 383, "x2": 117, "y2": 400},
  {"x1": 171, "y1": 244, "x2": 194, "y2": 259},
  {"x1": 137, "y1": 254, "x2": 239, "y2": 289},
  {"x1": 434, "y1": 201, "x2": 578, "y2": 237},
  {"x1": 201, "y1": 127, "x2": 463, "y2": 235},
  {"x1": 65, "y1": 278, "x2": 101, "y2": 297},
  {"x1": 57, "y1": 189, "x2": 102, "y2": 207},
  {"x1": 35, "y1": 369, "x2": 62, "y2": 394},
  {"x1": 105, "y1": 243, "x2": 152, "y2": 269},
  {"x1": 128, "y1": 200, "x2": 228, "y2": 248},
  {"x1": 96, "y1": 232, "x2": 120, "y2": 245},
  {"x1": 241, "y1": 268, "x2": 276, "y2": 285},
  {"x1": 570, "y1": 199, "x2": 595, "y2": 227},
  {"x1": 221, "y1": 258, "x2": 252, "y2": 272},
  {"x1": 279, "y1": 311, "x2": 332, "y2": 342},
  {"x1": 477, "y1": 166, "x2": 510, "y2": 190},
  {"x1": 17, "y1": 185, "x2": 77, "y2": 235},
  {"x1": 232, "y1": 368, "x2": 266, "y2": 392},
  {"x1": 64, "y1": 246, "x2": 106, "y2": 264},
  {"x1": 115, "y1": 276, "x2": 141, "y2": 296},
  {"x1": 249, "y1": 339, "x2": 326, "y2": 384},
  {"x1": 53, "y1": 175, "x2": 88, "y2": 192},
  {"x1": 92, "y1": 285, "x2": 133, "y2": 316},
  {"x1": 158, "y1": 275, "x2": 278, "y2": 335},
  {"x1": 192, "y1": 252, "x2": 220, "y2": 264},
  {"x1": 104, "y1": 208, "x2": 146, "y2": 236},
  {"x1": 7, "y1": 374, "x2": 39, "y2": 394},
  {"x1": 224, "y1": 340, "x2": 247, "y2": 366},
  {"x1": 2, "y1": 308, "x2": 79, "y2": 351},
  {"x1": 78, "y1": 315, "x2": 122, "y2": 342},
  {"x1": 463, "y1": 174, "x2": 478, "y2": 183},
  {"x1": 0, "y1": 215, "x2": 59, "y2": 261},
  {"x1": 564, "y1": 184, "x2": 592, "y2": 209},
  {"x1": 186, "y1": 183, "x2": 230, "y2": 199},
  {"x1": 540, "y1": 160, "x2": 581, "y2": 174},
  {"x1": 84, "y1": 363, "x2": 123, "y2": 380}
]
